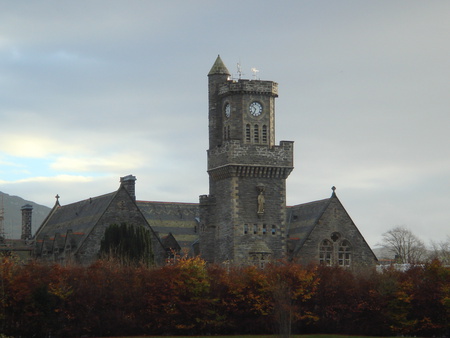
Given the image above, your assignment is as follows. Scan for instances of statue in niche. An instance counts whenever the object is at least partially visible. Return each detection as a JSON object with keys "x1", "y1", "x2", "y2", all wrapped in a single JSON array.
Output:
[{"x1": 257, "y1": 186, "x2": 265, "y2": 214}]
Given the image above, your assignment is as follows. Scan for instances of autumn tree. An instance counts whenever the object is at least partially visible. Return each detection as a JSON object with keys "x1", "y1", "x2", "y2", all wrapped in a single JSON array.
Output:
[
  {"x1": 380, "y1": 226, "x2": 427, "y2": 264},
  {"x1": 266, "y1": 262, "x2": 318, "y2": 337},
  {"x1": 309, "y1": 265, "x2": 388, "y2": 335},
  {"x1": 381, "y1": 260, "x2": 450, "y2": 336}
]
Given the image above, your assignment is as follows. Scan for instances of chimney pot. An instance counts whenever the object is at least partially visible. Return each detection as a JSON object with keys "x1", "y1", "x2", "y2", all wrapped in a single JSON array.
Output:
[{"x1": 21, "y1": 204, "x2": 33, "y2": 240}]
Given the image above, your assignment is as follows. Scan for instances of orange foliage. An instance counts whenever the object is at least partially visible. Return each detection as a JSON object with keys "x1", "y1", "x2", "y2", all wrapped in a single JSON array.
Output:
[{"x1": 0, "y1": 257, "x2": 448, "y2": 337}]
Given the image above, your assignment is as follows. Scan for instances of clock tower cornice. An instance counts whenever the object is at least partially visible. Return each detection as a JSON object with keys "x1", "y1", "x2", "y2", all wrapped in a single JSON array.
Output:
[
  {"x1": 218, "y1": 79, "x2": 278, "y2": 97},
  {"x1": 208, "y1": 164, "x2": 293, "y2": 181}
]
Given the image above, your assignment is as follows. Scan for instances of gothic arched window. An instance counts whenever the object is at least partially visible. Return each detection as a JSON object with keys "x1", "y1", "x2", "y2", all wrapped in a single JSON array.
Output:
[
  {"x1": 254, "y1": 124, "x2": 260, "y2": 143},
  {"x1": 262, "y1": 125, "x2": 268, "y2": 143},
  {"x1": 223, "y1": 125, "x2": 231, "y2": 140},
  {"x1": 338, "y1": 240, "x2": 352, "y2": 267},
  {"x1": 246, "y1": 124, "x2": 251, "y2": 142},
  {"x1": 319, "y1": 240, "x2": 333, "y2": 266},
  {"x1": 244, "y1": 224, "x2": 249, "y2": 235}
]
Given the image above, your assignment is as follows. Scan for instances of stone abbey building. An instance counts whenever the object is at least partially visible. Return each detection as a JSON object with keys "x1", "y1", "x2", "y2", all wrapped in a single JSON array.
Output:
[{"x1": 33, "y1": 56, "x2": 377, "y2": 267}]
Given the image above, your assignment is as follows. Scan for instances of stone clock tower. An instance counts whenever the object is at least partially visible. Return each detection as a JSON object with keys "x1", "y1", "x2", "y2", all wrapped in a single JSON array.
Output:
[{"x1": 199, "y1": 56, "x2": 294, "y2": 266}]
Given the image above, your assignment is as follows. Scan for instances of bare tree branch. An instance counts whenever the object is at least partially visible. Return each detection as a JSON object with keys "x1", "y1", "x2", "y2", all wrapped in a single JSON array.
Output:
[{"x1": 379, "y1": 226, "x2": 427, "y2": 264}]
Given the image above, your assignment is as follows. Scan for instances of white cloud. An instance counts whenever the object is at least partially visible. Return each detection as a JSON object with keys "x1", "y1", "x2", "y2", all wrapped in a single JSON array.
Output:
[{"x1": 50, "y1": 153, "x2": 146, "y2": 173}]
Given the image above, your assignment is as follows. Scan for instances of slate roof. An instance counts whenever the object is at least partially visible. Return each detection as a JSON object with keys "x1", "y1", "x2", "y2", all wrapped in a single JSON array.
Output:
[
  {"x1": 161, "y1": 233, "x2": 181, "y2": 253},
  {"x1": 286, "y1": 197, "x2": 331, "y2": 248},
  {"x1": 208, "y1": 55, "x2": 230, "y2": 76},
  {"x1": 34, "y1": 192, "x2": 117, "y2": 251},
  {"x1": 137, "y1": 201, "x2": 199, "y2": 252},
  {"x1": 136, "y1": 196, "x2": 336, "y2": 255}
]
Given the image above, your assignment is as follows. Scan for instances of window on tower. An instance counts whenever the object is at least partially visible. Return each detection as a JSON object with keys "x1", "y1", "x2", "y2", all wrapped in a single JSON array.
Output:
[
  {"x1": 262, "y1": 125, "x2": 268, "y2": 143},
  {"x1": 244, "y1": 224, "x2": 248, "y2": 234},
  {"x1": 246, "y1": 124, "x2": 251, "y2": 142},
  {"x1": 223, "y1": 125, "x2": 231, "y2": 140},
  {"x1": 254, "y1": 124, "x2": 259, "y2": 143}
]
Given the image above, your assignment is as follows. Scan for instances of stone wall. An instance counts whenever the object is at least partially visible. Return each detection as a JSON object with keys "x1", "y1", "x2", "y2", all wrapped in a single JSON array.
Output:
[
  {"x1": 208, "y1": 140, "x2": 294, "y2": 170},
  {"x1": 294, "y1": 197, "x2": 376, "y2": 267}
]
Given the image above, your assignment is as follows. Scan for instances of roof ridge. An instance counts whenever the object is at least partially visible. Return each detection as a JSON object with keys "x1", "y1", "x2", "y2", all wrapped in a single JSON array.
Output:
[
  {"x1": 287, "y1": 197, "x2": 330, "y2": 208},
  {"x1": 137, "y1": 200, "x2": 198, "y2": 205}
]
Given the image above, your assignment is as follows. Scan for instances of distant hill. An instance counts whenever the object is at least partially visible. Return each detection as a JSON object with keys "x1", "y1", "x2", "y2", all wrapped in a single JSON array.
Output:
[
  {"x1": 372, "y1": 247, "x2": 395, "y2": 260},
  {"x1": 0, "y1": 191, "x2": 51, "y2": 239}
]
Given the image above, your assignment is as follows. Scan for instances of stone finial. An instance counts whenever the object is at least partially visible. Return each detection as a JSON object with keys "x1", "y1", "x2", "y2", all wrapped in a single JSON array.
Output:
[{"x1": 331, "y1": 186, "x2": 336, "y2": 196}]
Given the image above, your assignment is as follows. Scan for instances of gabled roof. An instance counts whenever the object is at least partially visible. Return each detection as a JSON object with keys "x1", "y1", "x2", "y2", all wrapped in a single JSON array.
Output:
[
  {"x1": 35, "y1": 191, "x2": 117, "y2": 251},
  {"x1": 136, "y1": 200, "x2": 199, "y2": 251},
  {"x1": 249, "y1": 240, "x2": 273, "y2": 254},
  {"x1": 287, "y1": 197, "x2": 331, "y2": 246},
  {"x1": 161, "y1": 232, "x2": 181, "y2": 252}
]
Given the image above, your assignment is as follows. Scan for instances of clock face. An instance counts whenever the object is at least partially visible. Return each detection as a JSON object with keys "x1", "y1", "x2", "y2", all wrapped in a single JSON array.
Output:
[
  {"x1": 249, "y1": 101, "x2": 262, "y2": 117},
  {"x1": 224, "y1": 103, "x2": 231, "y2": 118}
]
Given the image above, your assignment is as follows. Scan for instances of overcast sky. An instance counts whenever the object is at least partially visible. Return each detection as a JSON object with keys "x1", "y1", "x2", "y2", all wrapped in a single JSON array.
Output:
[{"x1": 1, "y1": 1, "x2": 449, "y2": 248}]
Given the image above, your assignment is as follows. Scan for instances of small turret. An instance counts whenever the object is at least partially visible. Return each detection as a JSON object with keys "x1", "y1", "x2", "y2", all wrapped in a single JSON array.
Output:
[{"x1": 208, "y1": 55, "x2": 230, "y2": 77}]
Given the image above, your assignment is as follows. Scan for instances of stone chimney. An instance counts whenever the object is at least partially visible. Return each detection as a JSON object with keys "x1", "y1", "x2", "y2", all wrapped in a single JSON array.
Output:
[
  {"x1": 120, "y1": 175, "x2": 137, "y2": 200},
  {"x1": 21, "y1": 204, "x2": 33, "y2": 240}
]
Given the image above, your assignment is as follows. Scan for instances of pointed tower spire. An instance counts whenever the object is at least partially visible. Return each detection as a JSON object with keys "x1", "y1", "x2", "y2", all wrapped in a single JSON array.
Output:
[{"x1": 208, "y1": 55, "x2": 230, "y2": 76}]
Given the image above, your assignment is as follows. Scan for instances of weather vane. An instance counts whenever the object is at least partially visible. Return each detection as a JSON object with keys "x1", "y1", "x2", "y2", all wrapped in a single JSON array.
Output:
[{"x1": 236, "y1": 62, "x2": 243, "y2": 79}]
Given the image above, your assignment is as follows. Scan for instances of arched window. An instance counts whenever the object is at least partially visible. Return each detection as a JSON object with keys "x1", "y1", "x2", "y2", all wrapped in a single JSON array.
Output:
[
  {"x1": 244, "y1": 224, "x2": 249, "y2": 235},
  {"x1": 246, "y1": 124, "x2": 251, "y2": 142},
  {"x1": 224, "y1": 125, "x2": 231, "y2": 140},
  {"x1": 250, "y1": 253, "x2": 270, "y2": 268},
  {"x1": 319, "y1": 240, "x2": 333, "y2": 266},
  {"x1": 338, "y1": 240, "x2": 352, "y2": 267},
  {"x1": 271, "y1": 225, "x2": 276, "y2": 235},
  {"x1": 262, "y1": 125, "x2": 268, "y2": 143},
  {"x1": 254, "y1": 124, "x2": 259, "y2": 143}
]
